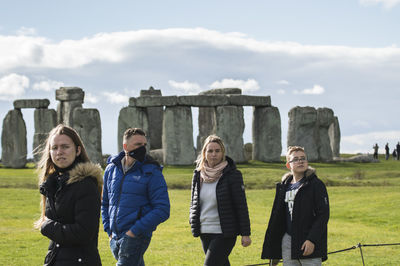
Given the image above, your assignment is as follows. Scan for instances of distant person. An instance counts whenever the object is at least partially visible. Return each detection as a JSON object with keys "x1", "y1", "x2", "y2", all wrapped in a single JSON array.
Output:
[
  {"x1": 385, "y1": 143, "x2": 390, "y2": 160},
  {"x1": 373, "y1": 143, "x2": 379, "y2": 159},
  {"x1": 102, "y1": 128, "x2": 170, "y2": 266},
  {"x1": 190, "y1": 135, "x2": 251, "y2": 266},
  {"x1": 261, "y1": 146, "x2": 329, "y2": 266},
  {"x1": 393, "y1": 149, "x2": 398, "y2": 160},
  {"x1": 35, "y1": 124, "x2": 103, "y2": 265},
  {"x1": 397, "y1": 142, "x2": 400, "y2": 160}
]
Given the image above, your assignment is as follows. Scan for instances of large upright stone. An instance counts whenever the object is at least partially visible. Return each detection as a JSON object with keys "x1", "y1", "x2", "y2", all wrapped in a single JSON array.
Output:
[
  {"x1": 1, "y1": 109, "x2": 27, "y2": 168},
  {"x1": 72, "y1": 108, "x2": 103, "y2": 165},
  {"x1": 56, "y1": 87, "x2": 84, "y2": 126},
  {"x1": 253, "y1": 106, "x2": 282, "y2": 162},
  {"x1": 163, "y1": 106, "x2": 195, "y2": 165},
  {"x1": 197, "y1": 88, "x2": 242, "y2": 152},
  {"x1": 287, "y1": 107, "x2": 318, "y2": 161},
  {"x1": 118, "y1": 107, "x2": 149, "y2": 152},
  {"x1": 317, "y1": 108, "x2": 334, "y2": 161},
  {"x1": 329, "y1": 116, "x2": 341, "y2": 158},
  {"x1": 33, "y1": 109, "x2": 57, "y2": 162},
  {"x1": 215, "y1": 106, "x2": 245, "y2": 163},
  {"x1": 140, "y1": 87, "x2": 163, "y2": 149}
]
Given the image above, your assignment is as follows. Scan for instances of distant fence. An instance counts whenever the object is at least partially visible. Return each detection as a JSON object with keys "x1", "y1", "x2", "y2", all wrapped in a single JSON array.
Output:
[{"x1": 245, "y1": 242, "x2": 400, "y2": 266}]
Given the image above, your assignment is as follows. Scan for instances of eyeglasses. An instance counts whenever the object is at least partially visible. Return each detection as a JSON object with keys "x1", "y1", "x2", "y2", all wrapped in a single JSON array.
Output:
[{"x1": 288, "y1": 157, "x2": 307, "y2": 164}]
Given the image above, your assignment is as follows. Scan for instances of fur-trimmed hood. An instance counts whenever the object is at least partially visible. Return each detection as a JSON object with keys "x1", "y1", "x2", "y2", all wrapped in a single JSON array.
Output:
[
  {"x1": 67, "y1": 162, "x2": 103, "y2": 194},
  {"x1": 281, "y1": 167, "x2": 316, "y2": 183}
]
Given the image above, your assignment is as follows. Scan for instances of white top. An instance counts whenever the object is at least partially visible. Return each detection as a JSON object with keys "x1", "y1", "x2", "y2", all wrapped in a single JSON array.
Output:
[{"x1": 200, "y1": 180, "x2": 222, "y2": 234}]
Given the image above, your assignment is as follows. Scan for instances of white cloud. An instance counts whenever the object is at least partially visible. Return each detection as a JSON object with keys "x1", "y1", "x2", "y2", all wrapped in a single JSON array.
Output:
[
  {"x1": 295, "y1": 84, "x2": 325, "y2": 95},
  {"x1": 168, "y1": 80, "x2": 201, "y2": 95},
  {"x1": 16, "y1": 27, "x2": 37, "y2": 36},
  {"x1": 341, "y1": 130, "x2": 400, "y2": 153},
  {"x1": 102, "y1": 92, "x2": 129, "y2": 104},
  {"x1": 32, "y1": 79, "x2": 64, "y2": 91},
  {"x1": 277, "y1": 89, "x2": 286, "y2": 94},
  {"x1": 276, "y1": 80, "x2": 290, "y2": 85},
  {"x1": 359, "y1": 0, "x2": 400, "y2": 9},
  {"x1": 85, "y1": 92, "x2": 99, "y2": 104},
  {"x1": 0, "y1": 73, "x2": 29, "y2": 100},
  {"x1": 210, "y1": 78, "x2": 260, "y2": 93}
]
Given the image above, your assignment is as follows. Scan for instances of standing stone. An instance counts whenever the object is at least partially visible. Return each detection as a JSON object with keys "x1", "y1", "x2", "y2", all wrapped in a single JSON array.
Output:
[
  {"x1": 118, "y1": 107, "x2": 149, "y2": 152},
  {"x1": 317, "y1": 108, "x2": 334, "y2": 161},
  {"x1": 197, "y1": 88, "x2": 242, "y2": 152},
  {"x1": 33, "y1": 109, "x2": 57, "y2": 162},
  {"x1": 140, "y1": 87, "x2": 163, "y2": 150},
  {"x1": 163, "y1": 106, "x2": 195, "y2": 165},
  {"x1": 56, "y1": 87, "x2": 84, "y2": 126},
  {"x1": 329, "y1": 116, "x2": 341, "y2": 158},
  {"x1": 196, "y1": 107, "x2": 216, "y2": 153},
  {"x1": 72, "y1": 108, "x2": 103, "y2": 165},
  {"x1": 244, "y1": 143, "x2": 253, "y2": 162},
  {"x1": 215, "y1": 106, "x2": 245, "y2": 163},
  {"x1": 287, "y1": 106, "x2": 319, "y2": 161},
  {"x1": 1, "y1": 109, "x2": 27, "y2": 168},
  {"x1": 253, "y1": 106, "x2": 282, "y2": 162}
]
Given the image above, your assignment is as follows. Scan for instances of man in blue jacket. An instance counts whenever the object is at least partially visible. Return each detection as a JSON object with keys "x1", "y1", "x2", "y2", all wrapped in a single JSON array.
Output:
[{"x1": 102, "y1": 128, "x2": 170, "y2": 266}]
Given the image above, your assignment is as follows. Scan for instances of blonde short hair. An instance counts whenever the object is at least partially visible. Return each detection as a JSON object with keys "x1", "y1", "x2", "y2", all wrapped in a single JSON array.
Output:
[{"x1": 286, "y1": 146, "x2": 306, "y2": 162}]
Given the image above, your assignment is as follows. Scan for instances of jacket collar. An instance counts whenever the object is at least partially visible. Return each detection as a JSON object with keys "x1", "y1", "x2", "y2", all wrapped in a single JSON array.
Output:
[{"x1": 281, "y1": 167, "x2": 316, "y2": 184}]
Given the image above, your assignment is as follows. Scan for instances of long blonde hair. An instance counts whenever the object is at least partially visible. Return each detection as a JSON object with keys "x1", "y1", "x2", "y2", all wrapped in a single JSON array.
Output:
[
  {"x1": 34, "y1": 124, "x2": 90, "y2": 229},
  {"x1": 195, "y1": 135, "x2": 226, "y2": 171}
]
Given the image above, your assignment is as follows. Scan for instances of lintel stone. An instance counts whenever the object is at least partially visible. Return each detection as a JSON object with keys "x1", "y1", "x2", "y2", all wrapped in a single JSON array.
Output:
[
  {"x1": 178, "y1": 95, "x2": 230, "y2": 106},
  {"x1": 228, "y1": 95, "x2": 271, "y2": 106},
  {"x1": 130, "y1": 96, "x2": 178, "y2": 107},
  {"x1": 13, "y1": 99, "x2": 50, "y2": 109},
  {"x1": 56, "y1": 87, "x2": 85, "y2": 101}
]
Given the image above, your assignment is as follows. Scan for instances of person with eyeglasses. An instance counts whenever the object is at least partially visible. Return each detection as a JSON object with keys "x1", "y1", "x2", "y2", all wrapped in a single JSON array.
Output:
[{"x1": 261, "y1": 146, "x2": 329, "y2": 266}]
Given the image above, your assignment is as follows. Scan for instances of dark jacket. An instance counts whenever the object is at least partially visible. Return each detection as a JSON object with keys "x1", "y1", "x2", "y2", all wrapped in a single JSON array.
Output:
[
  {"x1": 101, "y1": 152, "x2": 170, "y2": 239},
  {"x1": 189, "y1": 156, "x2": 251, "y2": 237},
  {"x1": 40, "y1": 162, "x2": 103, "y2": 266},
  {"x1": 261, "y1": 167, "x2": 329, "y2": 261}
]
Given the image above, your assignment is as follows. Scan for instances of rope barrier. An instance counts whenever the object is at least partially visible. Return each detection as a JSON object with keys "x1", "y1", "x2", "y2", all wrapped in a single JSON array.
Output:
[{"x1": 245, "y1": 242, "x2": 400, "y2": 266}]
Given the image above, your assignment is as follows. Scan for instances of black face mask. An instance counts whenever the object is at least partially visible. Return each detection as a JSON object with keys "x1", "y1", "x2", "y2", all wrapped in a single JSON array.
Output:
[{"x1": 128, "y1": 145, "x2": 146, "y2": 162}]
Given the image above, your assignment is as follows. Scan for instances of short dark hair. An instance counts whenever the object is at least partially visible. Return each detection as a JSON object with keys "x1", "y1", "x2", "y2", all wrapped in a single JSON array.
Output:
[{"x1": 123, "y1": 128, "x2": 146, "y2": 144}]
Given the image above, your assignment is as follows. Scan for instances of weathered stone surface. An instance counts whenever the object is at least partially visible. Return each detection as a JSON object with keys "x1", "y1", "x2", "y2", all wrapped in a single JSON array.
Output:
[
  {"x1": 196, "y1": 107, "x2": 216, "y2": 153},
  {"x1": 72, "y1": 108, "x2": 103, "y2": 165},
  {"x1": 118, "y1": 107, "x2": 149, "y2": 152},
  {"x1": 199, "y1": 88, "x2": 242, "y2": 95},
  {"x1": 244, "y1": 143, "x2": 253, "y2": 162},
  {"x1": 56, "y1": 87, "x2": 84, "y2": 126},
  {"x1": 253, "y1": 106, "x2": 282, "y2": 162},
  {"x1": 14, "y1": 99, "x2": 50, "y2": 109},
  {"x1": 287, "y1": 106, "x2": 319, "y2": 161},
  {"x1": 333, "y1": 154, "x2": 378, "y2": 163},
  {"x1": 215, "y1": 106, "x2": 245, "y2": 163},
  {"x1": 163, "y1": 106, "x2": 195, "y2": 165},
  {"x1": 33, "y1": 109, "x2": 57, "y2": 162},
  {"x1": 140, "y1": 87, "x2": 163, "y2": 149},
  {"x1": 228, "y1": 95, "x2": 271, "y2": 106},
  {"x1": 178, "y1": 95, "x2": 230, "y2": 106},
  {"x1": 317, "y1": 108, "x2": 334, "y2": 162},
  {"x1": 1, "y1": 109, "x2": 27, "y2": 168},
  {"x1": 131, "y1": 96, "x2": 178, "y2": 107},
  {"x1": 56, "y1": 87, "x2": 85, "y2": 101},
  {"x1": 329, "y1": 116, "x2": 341, "y2": 158}
]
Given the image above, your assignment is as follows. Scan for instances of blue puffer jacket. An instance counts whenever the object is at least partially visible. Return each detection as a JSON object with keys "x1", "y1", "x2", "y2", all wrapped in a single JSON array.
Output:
[{"x1": 101, "y1": 151, "x2": 170, "y2": 239}]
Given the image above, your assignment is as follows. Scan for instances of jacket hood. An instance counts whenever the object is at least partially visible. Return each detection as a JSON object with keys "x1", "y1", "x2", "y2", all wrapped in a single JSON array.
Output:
[
  {"x1": 222, "y1": 156, "x2": 237, "y2": 173},
  {"x1": 281, "y1": 166, "x2": 316, "y2": 183},
  {"x1": 67, "y1": 162, "x2": 104, "y2": 193}
]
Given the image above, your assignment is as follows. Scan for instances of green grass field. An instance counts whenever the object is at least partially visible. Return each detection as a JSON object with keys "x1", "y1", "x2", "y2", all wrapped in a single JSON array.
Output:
[{"x1": 1, "y1": 155, "x2": 399, "y2": 265}]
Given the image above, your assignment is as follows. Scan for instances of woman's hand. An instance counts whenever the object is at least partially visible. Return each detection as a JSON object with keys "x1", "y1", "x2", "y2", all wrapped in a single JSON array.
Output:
[{"x1": 241, "y1": 235, "x2": 251, "y2": 247}]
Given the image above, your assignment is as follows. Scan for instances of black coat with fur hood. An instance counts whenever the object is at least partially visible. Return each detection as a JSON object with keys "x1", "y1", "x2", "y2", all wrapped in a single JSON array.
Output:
[
  {"x1": 40, "y1": 162, "x2": 103, "y2": 266},
  {"x1": 261, "y1": 167, "x2": 329, "y2": 262}
]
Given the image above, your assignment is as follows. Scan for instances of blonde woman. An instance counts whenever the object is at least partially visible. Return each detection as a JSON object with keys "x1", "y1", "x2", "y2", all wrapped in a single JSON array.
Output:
[
  {"x1": 190, "y1": 135, "x2": 251, "y2": 266},
  {"x1": 35, "y1": 124, "x2": 103, "y2": 266}
]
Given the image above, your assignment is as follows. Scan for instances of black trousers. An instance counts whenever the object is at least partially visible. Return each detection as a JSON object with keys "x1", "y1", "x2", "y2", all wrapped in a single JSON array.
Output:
[{"x1": 200, "y1": 234, "x2": 237, "y2": 266}]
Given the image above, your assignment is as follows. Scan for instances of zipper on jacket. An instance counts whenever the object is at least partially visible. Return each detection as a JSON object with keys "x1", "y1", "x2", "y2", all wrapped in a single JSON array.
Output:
[{"x1": 113, "y1": 169, "x2": 128, "y2": 238}]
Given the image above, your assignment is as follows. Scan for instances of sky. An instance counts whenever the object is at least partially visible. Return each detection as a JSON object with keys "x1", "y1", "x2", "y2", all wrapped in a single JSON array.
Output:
[{"x1": 1, "y1": 0, "x2": 400, "y2": 158}]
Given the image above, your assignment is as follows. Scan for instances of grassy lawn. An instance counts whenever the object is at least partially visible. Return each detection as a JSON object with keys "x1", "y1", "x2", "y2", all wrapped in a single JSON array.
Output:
[{"x1": 0, "y1": 155, "x2": 399, "y2": 265}]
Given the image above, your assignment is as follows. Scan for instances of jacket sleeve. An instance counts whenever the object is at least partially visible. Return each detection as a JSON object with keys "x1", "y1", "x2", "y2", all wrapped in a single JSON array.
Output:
[
  {"x1": 129, "y1": 167, "x2": 170, "y2": 235},
  {"x1": 40, "y1": 178, "x2": 101, "y2": 245},
  {"x1": 230, "y1": 170, "x2": 251, "y2": 236},
  {"x1": 307, "y1": 179, "x2": 329, "y2": 244},
  {"x1": 101, "y1": 167, "x2": 111, "y2": 236}
]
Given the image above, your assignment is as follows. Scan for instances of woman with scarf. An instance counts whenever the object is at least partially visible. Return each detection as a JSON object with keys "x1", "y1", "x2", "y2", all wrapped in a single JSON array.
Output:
[
  {"x1": 34, "y1": 124, "x2": 103, "y2": 266},
  {"x1": 190, "y1": 135, "x2": 251, "y2": 266}
]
